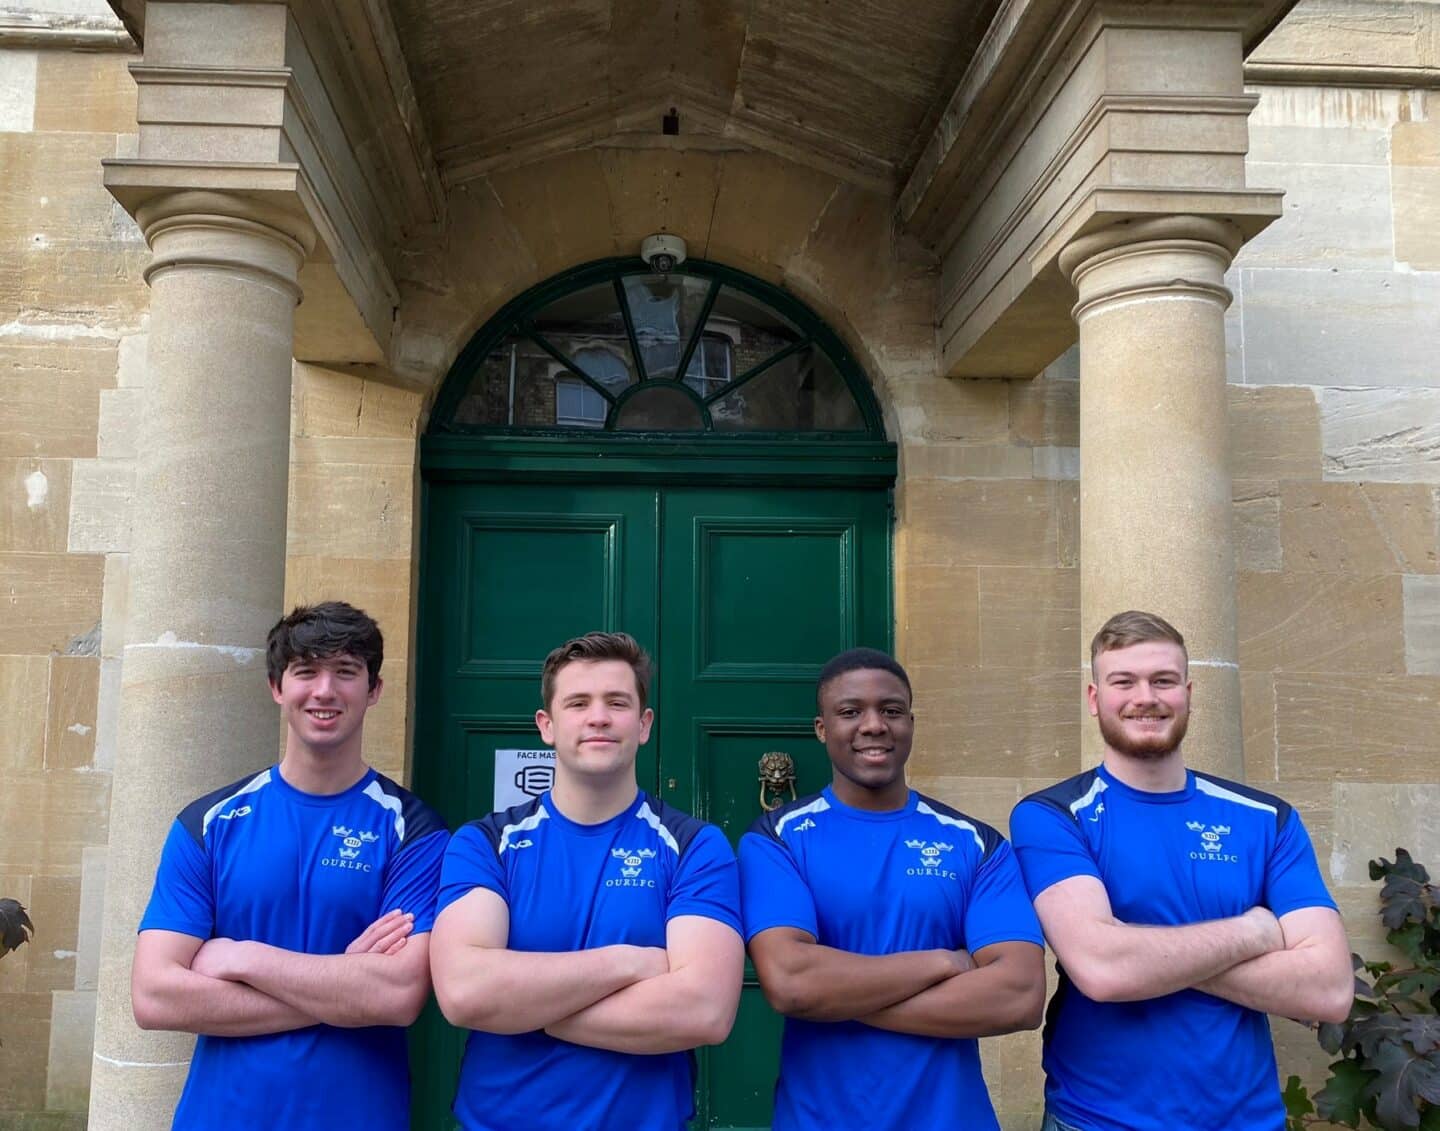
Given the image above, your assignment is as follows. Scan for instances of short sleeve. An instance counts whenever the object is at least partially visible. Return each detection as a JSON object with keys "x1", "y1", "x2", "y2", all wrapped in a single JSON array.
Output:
[
  {"x1": 666, "y1": 825, "x2": 742, "y2": 937},
  {"x1": 963, "y1": 838, "x2": 1045, "y2": 952},
  {"x1": 382, "y1": 827, "x2": 449, "y2": 933},
  {"x1": 1265, "y1": 811, "x2": 1338, "y2": 918},
  {"x1": 138, "y1": 820, "x2": 214, "y2": 939},
  {"x1": 1008, "y1": 799, "x2": 1102, "y2": 900},
  {"x1": 437, "y1": 824, "x2": 507, "y2": 917},
  {"x1": 738, "y1": 831, "x2": 819, "y2": 942}
]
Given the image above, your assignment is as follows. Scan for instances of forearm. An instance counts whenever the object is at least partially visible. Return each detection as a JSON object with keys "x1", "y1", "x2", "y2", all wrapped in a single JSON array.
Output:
[
  {"x1": 133, "y1": 966, "x2": 316, "y2": 1037},
  {"x1": 759, "y1": 945, "x2": 958, "y2": 1021},
  {"x1": 1196, "y1": 944, "x2": 1354, "y2": 1022},
  {"x1": 546, "y1": 969, "x2": 736, "y2": 1054},
  {"x1": 860, "y1": 957, "x2": 1045, "y2": 1038},
  {"x1": 1066, "y1": 914, "x2": 1277, "y2": 1003},
  {"x1": 435, "y1": 945, "x2": 648, "y2": 1034},
  {"x1": 226, "y1": 941, "x2": 427, "y2": 1028}
]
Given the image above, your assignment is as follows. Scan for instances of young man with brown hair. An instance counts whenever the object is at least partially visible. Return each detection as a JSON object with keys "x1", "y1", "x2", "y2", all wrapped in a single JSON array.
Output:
[
  {"x1": 1010, "y1": 610, "x2": 1353, "y2": 1131},
  {"x1": 132, "y1": 601, "x2": 448, "y2": 1129},
  {"x1": 429, "y1": 631, "x2": 743, "y2": 1131}
]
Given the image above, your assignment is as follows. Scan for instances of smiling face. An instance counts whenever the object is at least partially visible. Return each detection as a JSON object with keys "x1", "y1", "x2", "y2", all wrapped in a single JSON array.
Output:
[
  {"x1": 270, "y1": 652, "x2": 382, "y2": 760},
  {"x1": 536, "y1": 658, "x2": 654, "y2": 785},
  {"x1": 1088, "y1": 640, "x2": 1192, "y2": 762},
  {"x1": 815, "y1": 667, "x2": 915, "y2": 811}
]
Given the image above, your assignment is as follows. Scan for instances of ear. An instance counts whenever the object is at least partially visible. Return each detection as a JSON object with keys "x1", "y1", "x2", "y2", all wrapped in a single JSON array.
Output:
[
  {"x1": 535, "y1": 708, "x2": 555, "y2": 745},
  {"x1": 813, "y1": 715, "x2": 826, "y2": 743},
  {"x1": 367, "y1": 676, "x2": 384, "y2": 707},
  {"x1": 1086, "y1": 682, "x2": 1100, "y2": 718},
  {"x1": 269, "y1": 679, "x2": 284, "y2": 706},
  {"x1": 637, "y1": 707, "x2": 655, "y2": 745}
]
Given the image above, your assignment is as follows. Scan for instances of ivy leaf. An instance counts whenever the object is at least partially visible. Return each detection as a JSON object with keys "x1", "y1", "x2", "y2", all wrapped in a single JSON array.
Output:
[
  {"x1": 0, "y1": 899, "x2": 33, "y2": 957},
  {"x1": 1320, "y1": 1021, "x2": 1348, "y2": 1055},
  {"x1": 1362, "y1": 1040, "x2": 1440, "y2": 1129},
  {"x1": 1372, "y1": 850, "x2": 1431, "y2": 885},
  {"x1": 1316, "y1": 1059, "x2": 1377, "y2": 1128},
  {"x1": 1284, "y1": 1075, "x2": 1316, "y2": 1121},
  {"x1": 1389, "y1": 924, "x2": 1430, "y2": 966},
  {"x1": 1400, "y1": 1016, "x2": 1440, "y2": 1057},
  {"x1": 1382, "y1": 877, "x2": 1430, "y2": 932}
]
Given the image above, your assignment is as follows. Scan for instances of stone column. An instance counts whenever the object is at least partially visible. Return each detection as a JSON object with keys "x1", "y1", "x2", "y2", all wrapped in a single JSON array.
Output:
[
  {"x1": 89, "y1": 191, "x2": 314, "y2": 1129},
  {"x1": 1059, "y1": 215, "x2": 1245, "y2": 778}
]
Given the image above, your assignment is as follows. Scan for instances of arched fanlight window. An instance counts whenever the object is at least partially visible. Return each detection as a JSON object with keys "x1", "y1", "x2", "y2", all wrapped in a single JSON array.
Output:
[{"x1": 429, "y1": 260, "x2": 883, "y2": 438}]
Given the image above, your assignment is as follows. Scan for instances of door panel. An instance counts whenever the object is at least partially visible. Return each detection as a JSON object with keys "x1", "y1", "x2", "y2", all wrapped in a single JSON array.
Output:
[
  {"x1": 658, "y1": 488, "x2": 891, "y2": 1129},
  {"x1": 412, "y1": 482, "x2": 889, "y2": 1130}
]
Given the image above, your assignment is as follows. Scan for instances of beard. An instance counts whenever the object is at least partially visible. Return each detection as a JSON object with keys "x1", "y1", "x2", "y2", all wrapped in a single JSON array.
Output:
[{"x1": 1096, "y1": 709, "x2": 1189, "y2": 761}]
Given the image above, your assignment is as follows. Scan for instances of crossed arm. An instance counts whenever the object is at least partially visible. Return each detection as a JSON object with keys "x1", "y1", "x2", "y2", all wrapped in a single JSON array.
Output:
[
  {"x1": 132, "y1": 909, "x2": 433, "y2": 1036},
  {"x1": 429, "y1": 886, "x2": 744, "y2": 1053},
  {"x1": 1032, "y1": 875, "x2": 1353, "y2": 1022},
  {"x1": 746, "y1": 926, "x2": 1045, "y2": 1038}
]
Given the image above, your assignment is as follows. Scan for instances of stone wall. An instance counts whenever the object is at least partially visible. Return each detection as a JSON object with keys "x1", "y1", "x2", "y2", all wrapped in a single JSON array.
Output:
[{"x1": 0, "y1": 23, "x2": 144, "y2": 1128}]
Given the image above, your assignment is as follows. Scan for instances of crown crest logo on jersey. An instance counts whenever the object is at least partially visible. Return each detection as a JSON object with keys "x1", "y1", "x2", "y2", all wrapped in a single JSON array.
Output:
[
  {"x1": 1186, "y1": 821, "x2": 1233, "y2": 855},
  {"x1": 904, "y1": 839, "x2": 955, "y2": 872},
  {"x1": 611, "y1": 846, "x2": 657, "y2": 878}
]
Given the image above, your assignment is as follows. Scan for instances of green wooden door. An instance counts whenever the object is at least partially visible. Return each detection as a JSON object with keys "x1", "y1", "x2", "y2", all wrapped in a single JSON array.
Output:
[{"x1": 411, "y1": 479, "x2": 890, "y2": 1130}]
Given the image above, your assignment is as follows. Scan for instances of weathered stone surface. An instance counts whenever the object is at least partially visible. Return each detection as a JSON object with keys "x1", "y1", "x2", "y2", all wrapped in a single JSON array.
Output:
[
  {"x1": 66, "y1": 459, "x2": 133, "y2": 555},
  {"x1": 1234, "y1": 479, "x2": 1281, "y2": 573},
  {"x1": 1228, "y1": 385, "x2": 1321, "y2": 481},
  {"x1": 1241, "y1": 669, "x2": 1277, "y2": 783},
  {"x1": 44, "y1": 990, "x2": 96, "y2": 1113},
  {"x1": 892, "y1": 376, "x2": 1010, "y2": 444},
  {"x1": 1241, "y1": 267, "x2": 1440, "y2": 388},
  {"x1": 0, "y1": 654, "x2": 49, "y2": 771},
  {"x1": 92, "y1": 657, "x2": 120, "y2": 774},
  {"x1": 0, "y1": 552, "x2": 102, "y2": 655},
  {"x1": 903, "y1": 443, "x2": 1032, "y2": 480},
  {"x1": 486, "y1": 151, "x2": 617, "y2": 281},
  {"x1": 75, "y1": 846, "x2": 105, "y2": 993},
  {"x1": 896, "y1": 564, "x2": 979, "y2": 670},
  {"x1": 286, "y1": 464, "x2": 412, "y2": 560},
  {"x1": 0, "y1": 344, "x2": 116, "y2": 459},
  {"x1": 907, "y1": 665, "x2": 1080, "y2": 780},
  {"x1": 99, "y1": 553, "x2": 127, "y2": 661},
  {"x1": 1009, "y1": 376, "x2": 1078, "y2": 448},
  {"x1": 96, "y1": 389, "x2": 140, "y2": 461},
  {"x1": 0, "y1": 48, "x2": 37, "y2": 133},
  {"x1": 25, "y1": 873, "x2": 80, "y2": 994},
  {"x1": 1331, "y1": 782, "x2": 1440, "y2": 886},
  {"x1": 292, "y1": 364, "x2": 421, "y2": 441},
  {"x1": 706, "y1": 151, "x2": 840, "y2": 281},
  {"x1": 1239, "y1": 571, "x2": 1404, "y2": 673},
  {"x1": 1240, "y1": 159, "x2": 1393, "y2": 268},
  {"x1": 904, "y1": 480, "x2": 1069, "y2": 569},
  {"x1": 1275, "y1": 673, "x2": 1440, "y2": 782},
  {"x1": 1321, "y1": 387, "x2": 1440, "y2": 482},
  {"x1": 284, "y1": 557, "x2": 414, "y2": 655},
  {"x1": 0, "y1": 771, "x2": 110, "y2": 875},
  {"x1": 1392, "y1": 121, "x2": 1440, "y2": 270},
  {"x1": 32, "y1": 51, "x2": 137, "y2": 135},
  {"x1": 44, "y1": 657, "x2": 98, "y2": 772},
  {"x1": 597, "y1": 147, "x2": 725, "y2": 257},
  {"x1": 1404, "y1": 573, "x2": 1440, "y2": 674},
  {"x1": 0, "y1": 992, "x2": 51, "y2": 1112},
  {"x1": 0, "y1": 874, "x2": 32, "y2": 994},
  {"x1": 1281, "y1": 482, "x2": 1437, "y2": 573},
  {"x1": 978, "y1": 567, "x2": 1079, "y2": 671},
  {"x1": 1031, "y1": 446, "x2": 1078, "y2": 481},
  {"x1": 1, "y1": 459, "x2": 71, "y2": 554},
  {"x1": 1251, "y1": 0, "x2": 1436, "y2": 70},
  {"x1": 360, "y1": 683, "x2": 409, "y2": 782}
]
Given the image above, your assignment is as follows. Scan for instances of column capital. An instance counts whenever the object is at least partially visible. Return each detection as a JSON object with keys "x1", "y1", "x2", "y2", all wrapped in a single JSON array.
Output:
[
  {"x1": 1058, "y1": 214, "x2": 1245, "y2": 322},
  {"x1": 131, "y1": 189, "x2": 317, "y2": 303}
]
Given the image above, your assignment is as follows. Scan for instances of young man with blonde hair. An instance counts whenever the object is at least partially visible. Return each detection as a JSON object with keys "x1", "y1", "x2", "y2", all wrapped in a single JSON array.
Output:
[
  {"x1": 1010, "y1": 610, "x2": 1353, "y2": 1131},
  {"x1": 430, "y1": 631, "x2": 743, "y2": 1131}
]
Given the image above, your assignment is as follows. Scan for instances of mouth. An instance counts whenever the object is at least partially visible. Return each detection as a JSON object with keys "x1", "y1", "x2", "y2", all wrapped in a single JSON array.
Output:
[
  {"x1": 307, "y1": 709, "x2": 340, "y2": 723},
  {"x1": 853, "y1": 746, "x2": 893, "y2": 762}
]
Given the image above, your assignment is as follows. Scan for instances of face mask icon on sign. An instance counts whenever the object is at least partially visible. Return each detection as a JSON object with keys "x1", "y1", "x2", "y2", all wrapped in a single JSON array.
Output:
[{"x1": 515, "y1": 765, "x2": 555, "y2": 798}]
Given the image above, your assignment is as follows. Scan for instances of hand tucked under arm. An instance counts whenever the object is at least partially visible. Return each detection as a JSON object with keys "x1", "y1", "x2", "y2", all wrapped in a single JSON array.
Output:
[
  {"x1": 1034, "y1": 875, "x2": 1285, "y2": 1003},
  {"x1": 859, "y1": 940, "x2": 1046, "y2": 1038},
  {"x1": 747, "y1": 925, "x2": 966, "y2": 1021},
  {"x1": 1195, "y1": 906, "x2": 1354, "y2": 1023},
  {"x1": 429, "y1": 887, "x2": 667, "y2": 1034},
  {"x1": 132, "y1": 929, "x2": 317, "y2": 1037},
  {"x1": 544, "y1": 915, "x2": 744, "y2": 1054},
  {"x1": 193, "y1": 910, "x2": 433, "y2": 1029}
]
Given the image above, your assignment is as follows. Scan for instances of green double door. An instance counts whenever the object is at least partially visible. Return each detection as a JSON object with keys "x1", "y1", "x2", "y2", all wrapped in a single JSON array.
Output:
[{"x1": 412, "y1": 479, "x2": 891, "y2": 1129}]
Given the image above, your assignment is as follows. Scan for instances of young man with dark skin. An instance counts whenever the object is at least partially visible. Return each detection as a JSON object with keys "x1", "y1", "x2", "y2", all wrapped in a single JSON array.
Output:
[
  {"x1": 429, "y1": 631, "x2": 744, "y2": 1131},
  {"x1": 739, "y1": 647, "x2": 1045, "y2": 1131},
  {"x1": 132, "y1": 601, "x2": 448, "y2": 1129},
  {"x1": 1010, "y1": 610, "x2": 1353, "y2": 1131}
]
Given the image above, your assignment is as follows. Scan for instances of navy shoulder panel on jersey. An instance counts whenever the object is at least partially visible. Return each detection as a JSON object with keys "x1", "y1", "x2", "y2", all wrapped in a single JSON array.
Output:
[
  {"x1": 744, "y1": 791, "x2": 828, "y2": 843},
  {"x1": 468, "y1": 797, "x2": 546, "y2": 855},
  {"x1": 1018, "y1": 770, "x2": 1103, "y2": 824},
  {"x1": 370, "y1": 772, "x2": 449, "y2": 844},
  {"x1": 176, "y1": 767, "x2": 274, "y2": 846},
  {"x1": 1192, "y1": 771, "x2": 1293, "y2": 832},
  {"x1": 913, "y1": 792, "x2": 1005, "y2": 861},
  {"x1": 638, "y1": 793, "x2": 711, "y2": 858}
]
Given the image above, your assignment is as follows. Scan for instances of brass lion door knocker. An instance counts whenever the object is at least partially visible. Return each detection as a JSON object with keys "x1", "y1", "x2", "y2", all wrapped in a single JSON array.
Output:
[{"x1": 758, "y1": 751, "x2": 797, "y2": 812}]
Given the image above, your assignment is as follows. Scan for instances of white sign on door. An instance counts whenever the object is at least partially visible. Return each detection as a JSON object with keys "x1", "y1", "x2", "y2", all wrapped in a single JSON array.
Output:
[{"x1": 493, "y1": 748, "x2": 557, "y2": 811}]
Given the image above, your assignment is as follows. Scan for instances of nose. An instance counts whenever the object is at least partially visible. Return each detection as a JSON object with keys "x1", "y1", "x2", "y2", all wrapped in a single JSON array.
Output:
[
  {"x1": 310, "y1": 670, "x2": 337, "y2": 699},
  {"x1": 858, "y1": 708, "x2": 888, "y2": 734},
  {"x1": 584, "y1": 699, "x2": 613, "y2": 728}
]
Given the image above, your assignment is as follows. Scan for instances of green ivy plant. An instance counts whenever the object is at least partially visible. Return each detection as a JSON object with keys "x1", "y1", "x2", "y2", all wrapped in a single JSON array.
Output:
[{"x1": 1284, "y1": 849, "x2": 1440, "y2": 1131}]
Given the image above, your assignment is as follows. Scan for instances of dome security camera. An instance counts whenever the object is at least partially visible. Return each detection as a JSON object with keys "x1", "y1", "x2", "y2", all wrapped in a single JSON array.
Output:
[{"x1": 640, "y1": 233, "x2": 687, "y2": 274}]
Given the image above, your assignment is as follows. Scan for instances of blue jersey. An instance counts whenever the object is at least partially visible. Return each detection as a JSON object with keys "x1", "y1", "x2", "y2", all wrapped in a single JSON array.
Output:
[
  {"x1": 1009, "y1": 765, "x2": 1338, "y2": 1131},
  {"x1": 738, "y1": 787, "x2": 1044, "y2": 1131},
  {"x1": 437, "y1": 790, "x2": 741, "y2": 1131},
  {"x1": 139, "y1": 765, "x2": 448, "y2": 1130}
]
